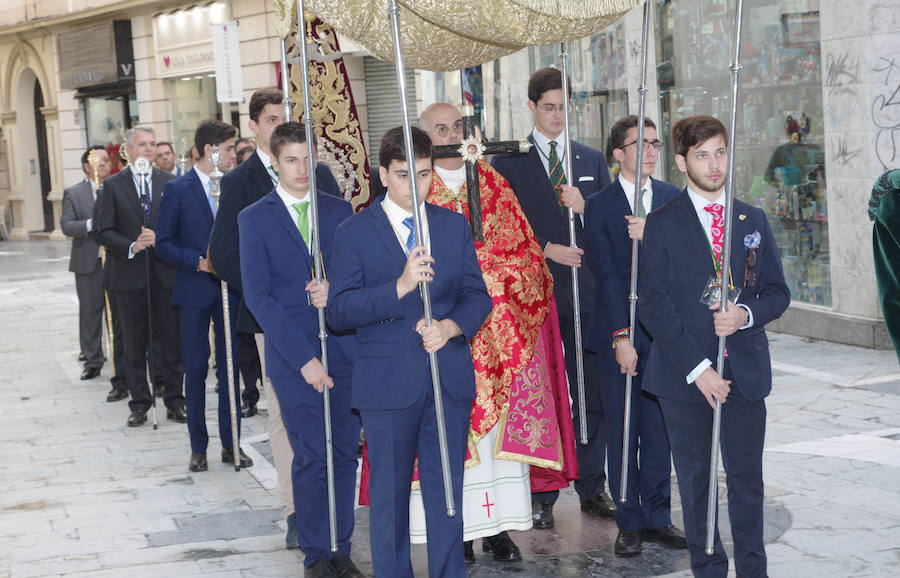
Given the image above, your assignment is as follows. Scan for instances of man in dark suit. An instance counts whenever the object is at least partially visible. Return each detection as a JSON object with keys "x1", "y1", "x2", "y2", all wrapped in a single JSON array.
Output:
[
  {"x1": 155, "y1": 142, "x2": 183, "y2": 177},
  {"x1": 239, "y1": 122, "x2": 362, "y2": 578},
  {"x1": 328, "y1": 126, "x2": 492, "y2": 578},
  {"x1": 208, "y1": 87, "x2": 340, "y2": 548},
  {"x1": 156, "y1": 120, "x2": 251, "y2": 472},
  {"x1": 584, "y1": 115, "x2": 685, "y2": 557},
  {"x1": 492, "y1": 66, "x2": 615, "y2": 528},
  {"x1": 61, "y1": 146, "x2": 110, "y2": 381},
  {"x1": 639, "y1": 116, "x2": 790, "y2": 577},
  {"x1": 96, "y1": 126, "x2": 187, "y2": 428}
]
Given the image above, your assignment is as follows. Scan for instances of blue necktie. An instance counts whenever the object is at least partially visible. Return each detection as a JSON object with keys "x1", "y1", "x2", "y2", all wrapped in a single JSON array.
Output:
[
  {"x1": 141, "y1": 175, "x2": 151, "y2": 224},
  {"x1": 402, "y1": 216, "x2": 416, "y2": 255},
  {"x1": 205, "y1": 182, "x2": 217, "y2": 216}
]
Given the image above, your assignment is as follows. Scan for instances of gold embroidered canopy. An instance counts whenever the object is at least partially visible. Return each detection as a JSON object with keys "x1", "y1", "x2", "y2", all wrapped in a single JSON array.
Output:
[{"x1": 273, "y1": 0, "x2": 644, "y2": 71}]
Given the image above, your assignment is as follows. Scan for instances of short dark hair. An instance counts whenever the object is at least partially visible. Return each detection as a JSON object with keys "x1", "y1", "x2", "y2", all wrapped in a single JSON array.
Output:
[
  {"x1": 379, "y1": 126, "x2": 432, "y2": 169},
  {"x1": 156, "y1": 141, "x2": 175, "y2": 154},
  {"x1": 249, "y1": 87, "x2": 283, "y2": 123},
  {"x1": 194, "y1": 120, "x2": 237, "y2": 159},
  {"x1": 235, "y1": 137, "x2": 252, "y2": 149},
  {"x1": 236, "y1": 147, "x2": 253, "y2": 165},
  {"x1": 528, "y1": 67, "x2": 572, "y2": 103},
  {"x1": 270, "y1": 121, "x2": 316, "y2": 159},
  {"x1": 671, "y1": 116, "x2": 727, "y2": 157},
  {"x1": 608, "y1": 115, "x2": 657, "y2": 153},
  {"x1": 81, "y1": 145, "x2": 105, "y2": 168}
]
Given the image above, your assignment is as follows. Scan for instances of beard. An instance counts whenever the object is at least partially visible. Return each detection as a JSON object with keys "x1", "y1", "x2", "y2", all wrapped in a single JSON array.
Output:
[{"x1": 685, "y1": 164, "x2": 726, "y2": 194}]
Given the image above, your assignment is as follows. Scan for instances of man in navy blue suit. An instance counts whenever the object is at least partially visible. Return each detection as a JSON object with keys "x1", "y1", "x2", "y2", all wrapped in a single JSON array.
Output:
[
  {"x1": 156, "y1": 120, "x2": 251, "y2": 473},
  {"x1": 492, "y1": 66, "x2": 615, "y2": 529},
  {"x1": 208, "y1": 87, "x2": 340, "y2": 549},
  {"x1": 639, "y1": 116, "x2": 790, "y2": 577},
  {"x1": 584, "y1": 115, "x2": 685, "y2": 557},
  {"x1": 328, "y1": 126, "x2": 492, "y2": 578},
  {"x1": 239, "y1": 122, "x2": 362, "y2": 578}
]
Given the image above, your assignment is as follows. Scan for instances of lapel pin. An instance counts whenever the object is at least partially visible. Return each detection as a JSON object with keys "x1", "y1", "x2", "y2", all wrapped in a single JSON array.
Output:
[{"x1": 738, "y1": 214, "x2": 747, "y2": 220}]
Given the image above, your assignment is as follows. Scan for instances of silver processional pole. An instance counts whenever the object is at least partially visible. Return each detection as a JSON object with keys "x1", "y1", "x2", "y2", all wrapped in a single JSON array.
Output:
[
  {"x1": 295, "y1": 0, "x2": 339, "y2": 553},
  {"x1": 134, "y1": 156, "x2": 159, "y2": 430},
  {"x1": 387, "y1": 0, "x2": 456, "y2": 518},
  {"x1": 209, "y1": 146, "x2": 242, "y2": 472},
  {"x1": 280, "y1": 38, "x2": 293, "y2": 121},
  {"x1": 706, "y1": 0, "x2": 745, "y2": 556},
  {"x1": 558, "y1": 42, "x2": 588, "y2": 446},
  {"x1": 620, "y1": 0, "x2": 653, "y2": 505}
]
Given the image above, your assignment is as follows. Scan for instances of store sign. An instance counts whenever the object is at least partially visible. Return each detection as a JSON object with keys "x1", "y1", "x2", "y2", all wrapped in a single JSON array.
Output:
[
  {"x1": 153, "y1": 3, "x2": 232, "y2": 79},
  {"x1": 211, "y1": 21, "x2": 243, "y2": 102},
  {"x1": 58, "y1": 21, "x2": 135, "y2": 90}
]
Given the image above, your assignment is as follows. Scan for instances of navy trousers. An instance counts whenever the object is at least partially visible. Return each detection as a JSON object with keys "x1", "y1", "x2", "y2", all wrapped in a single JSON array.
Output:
[
  {"x1": 658, "y1": 387, "x2": 767, "y2": 578},
  {"x1": 272, "y1": 368, "x2": 361, "y2": 569},
  {"x1": 181, "y1": 292, "x2": 241, "y2": 453},
  {"x1": 361, "y1": 385, "x2": 471, "y2": 578},
  {"x1": 598, "y1": 354, "x2": 672, "y2": 531}
]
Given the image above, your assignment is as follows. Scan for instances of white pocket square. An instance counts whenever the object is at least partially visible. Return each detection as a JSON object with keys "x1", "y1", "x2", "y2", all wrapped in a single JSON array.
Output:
[{"x1": 578, "y1": 176, "x2": 594, "y2": 182}]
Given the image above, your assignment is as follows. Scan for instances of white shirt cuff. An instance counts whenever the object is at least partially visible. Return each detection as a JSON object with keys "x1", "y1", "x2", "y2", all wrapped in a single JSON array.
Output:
[
  {"x1": 128, "y1": 242, "x2": 136, "y2": 260},
  {"x1": 86, "y1": 219, "x2": 92, "y2": 233},
  {"x1": 686, "y1": 358, "x2": 712, "y2": 384},
  {"x1": 738, "y1": 304, "x2": 754, "y2": 329}
]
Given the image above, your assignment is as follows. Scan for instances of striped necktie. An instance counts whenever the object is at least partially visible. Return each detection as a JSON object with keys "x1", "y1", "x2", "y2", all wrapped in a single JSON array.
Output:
[{"x1": 547, "y1": 140, "x2": 566, "y2": 210}]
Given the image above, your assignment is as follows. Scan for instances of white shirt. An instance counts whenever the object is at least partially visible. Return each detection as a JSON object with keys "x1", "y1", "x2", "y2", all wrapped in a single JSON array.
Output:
[
  {"x1": 127, "y1": 165, "x2": 153, "y2": 260},
  {"x1": 619, "y1": 175, "x2": 653, "y2": 217},
  {"x1": 382, "y1": 195, "x2": 431, "y2": 255},
  {"x1": 433, "y1": 165, "x2": 467, "y2": 213},
  {"x1": 532, "y1": 128, "x2": 566, "y2": 176},
  {"x1": 683, "y1": 186, "x2": 753, "y2": 384},
  {"x1": 275, "y1": 184, "x2": 311, "y2": 248},
  {"x1": 256, "y1": 148, "x2": 278, "y2": 185}
]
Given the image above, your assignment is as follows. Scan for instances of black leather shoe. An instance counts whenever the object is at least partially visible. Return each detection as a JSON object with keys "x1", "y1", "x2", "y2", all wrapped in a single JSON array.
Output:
[
  {"x1": 127, "y1": 410, "x2": 147, "y2": 427},
  {"x1": 614, "y1": 529, "x2": 642, "y2": 556},
  {"x1": 285, "y1": 512, "x2": 300, "y2": 549},
  {"x1": 464, "y1": 540, "x2": 475, "y2": 564},
  {"x1": 81, "y1": 366, "x2": 101, "y2": 380},
  {"x1": 189, "y1": 452, "x2": 208, "y2": 472},
  {"x1": 106, "y1": 388, "x2": 128, "y2": 403},
  {"x1": 222, "y1": 447, "x2": 253, "y2": 467},
  {"x1": 166, "y1": 406, "x2": 188, "y2": 423},
  {"x1": 532, "y1": 501, "x2": 555, "y2": 529},
  {"x1": 241, "y1": 403, "x2": 257, "y2": 418},
  {"x1": 482, "y1": 531, "x2": 522, "y2": 561},
  {"x1": 305, "y1": 558, "x2": 338, "y2": 578},
  {"x1": 642, "y1": 524, "x2": 688, "y2": 549},
  {"x1": 581, "y1": 492, "x2": 617, "y2": 518},
  {"x1": 331, "y1": 555, "x2": 364, "y2": 577}
]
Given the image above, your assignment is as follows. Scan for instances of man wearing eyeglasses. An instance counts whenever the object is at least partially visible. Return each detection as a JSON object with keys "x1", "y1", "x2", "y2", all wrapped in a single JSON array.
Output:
[
  {"x1": 583, "y1": 115, "x2": 684, "y2": 557},
  {"x1": 493, "y1": 67, "x2": 615, "y2": 531}
]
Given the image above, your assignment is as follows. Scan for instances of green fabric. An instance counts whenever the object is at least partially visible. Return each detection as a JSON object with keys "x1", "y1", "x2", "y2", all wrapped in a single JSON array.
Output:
[
  {"x1": 548, "y1": 140, "x2": 566, "y2": 207},
  {"x1": 871, "y1": 169, "x2": 900, "y2": 363},
  {"x1": 292, "y1": 201, "x2": 310, "y2": 250}
]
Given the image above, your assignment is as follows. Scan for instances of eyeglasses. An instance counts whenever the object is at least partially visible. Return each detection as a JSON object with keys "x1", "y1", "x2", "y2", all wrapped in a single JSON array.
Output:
[
  {"x1": 621, "y1": 139, "x2": 665, "y2": 151},
  {"x1": 536, "y1": 103, "x2": 572, "y2": 113},
  {"x1": 429, "y1": 119, "x2": 464, "y2": 138}
]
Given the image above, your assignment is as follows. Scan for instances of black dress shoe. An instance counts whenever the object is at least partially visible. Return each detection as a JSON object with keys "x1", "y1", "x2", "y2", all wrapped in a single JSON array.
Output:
[
  {"x1": 614, "y1": 529, "x2": 642, "y2": 556},
  {"x1": 642, "y1": 524, "x2": 688, "y2": 549},
  {"x1": 166, "y1": 406, "x2": 188, "y2": 423},
  {"x1": 482, "y1": 531, "x2": 522, "y2": 561},
  {"x1": 331, "y1": 555, "x2": 364, "y2": 577},
  {"x1": 127, "y1": 410, "x2": 147, "y2": 427},
  {"x1": 189, "y1": 452, "x2": 208, "y2": 472},
  {"x1": 464, "y1": 540, "x2": 475, "y2": 564},
  {"x1": 106, "y1": 388, "x2": 128, "y2": 403},
  {"x1": 532, "y1": 501, "x2": 555, "y2": 529},
  {"x1": 81, "y1": 366, "x2": 101, "y2": 380},
  {"x1": 581, "y1": 492, "x2": 617, "y2": 518},
  {"x1": 241, "y1": 403, "x2": 257, "y2": 418},
  {"x1": 305, "y1": 558, "x2": 338, "y2": 578},
  {"x1": 285, "y1": 512, "x2": 300, "y2": 549},
  {"x1": 221, "y1": 447, "x2": 253, "y2": 467}
]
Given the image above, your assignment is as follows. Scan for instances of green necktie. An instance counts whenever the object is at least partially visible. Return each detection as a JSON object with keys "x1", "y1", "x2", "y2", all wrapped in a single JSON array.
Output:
[
  {"x1": 636, "y1": 187, "x2": 648, "y2": 218},
  {"x1": 547, "y1": 140, "x2": 566, "y2": 210},
  {"x1": 292, "y1": 201, "x2": 310, "y2": 250}
]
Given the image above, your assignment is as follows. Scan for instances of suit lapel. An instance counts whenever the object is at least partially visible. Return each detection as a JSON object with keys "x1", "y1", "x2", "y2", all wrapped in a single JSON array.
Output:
[
  {"x1": 150, "y1": 169, "x2": 166, "y2": 226},
  {"x1": 249, "y1": 153, "x2": 276, "y2": 199},
  {"x1": 525, "y1": 135, "x2": 555, "y2": 196},
  {"x1": 673, "y1": 190, "x2": 716, "y2": 278},
  {"x1": 266, "y1": 191, "x2": 311, "y2": 260},
  {"x1": 187, "y1": 170, "x2": 214, "y2": 225},
  {"x1": 368, "y1": 199, "x2": 409, "y2": 266},
  {"x1": 119, "y1": 168, "x2": 144, "y2": 220}
]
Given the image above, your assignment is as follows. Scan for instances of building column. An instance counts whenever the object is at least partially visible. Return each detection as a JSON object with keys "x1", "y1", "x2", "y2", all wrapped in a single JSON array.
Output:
[
  {"x1": 39, "y1": 105, "x2": 65, "y2": 240},
  {"x1": 1, "y1": 111, "x2": 27, "y2": 240}
]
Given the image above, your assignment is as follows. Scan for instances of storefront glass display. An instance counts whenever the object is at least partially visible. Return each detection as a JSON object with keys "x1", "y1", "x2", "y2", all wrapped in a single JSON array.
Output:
[
  {"x1": 169, "y1": 75, "x2": 220, "y2": 150},
  {"x1": 656, "y1": 0, "x2": 830, "y2": 305}
]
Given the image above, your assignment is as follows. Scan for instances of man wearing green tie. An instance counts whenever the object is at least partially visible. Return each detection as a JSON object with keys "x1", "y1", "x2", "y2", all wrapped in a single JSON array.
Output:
[{"x1": 238, "y1": 122, "x2": 362, "y2": 577}]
